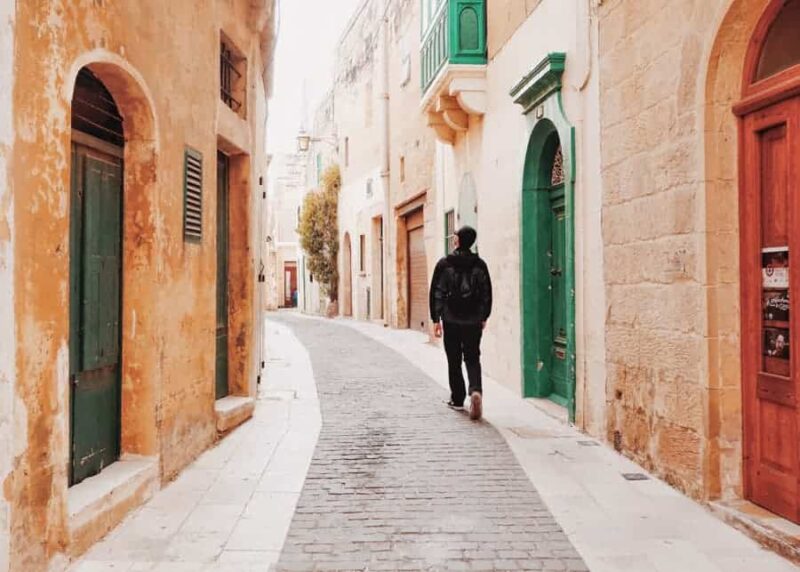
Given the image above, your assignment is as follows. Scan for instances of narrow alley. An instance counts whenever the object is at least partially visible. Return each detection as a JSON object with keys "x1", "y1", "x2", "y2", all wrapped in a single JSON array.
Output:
[{"x1": 70, "y1": 315, "x2": 798, "y2": 572}]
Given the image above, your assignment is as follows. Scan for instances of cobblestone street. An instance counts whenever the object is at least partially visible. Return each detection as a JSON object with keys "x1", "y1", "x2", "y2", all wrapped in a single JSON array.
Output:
[
  {"x1": 272, "y1": 314, "x2": 587, "y2": 572},
  {"x1": 70, "y1": 314, "x2": 799, "y2": 572}
]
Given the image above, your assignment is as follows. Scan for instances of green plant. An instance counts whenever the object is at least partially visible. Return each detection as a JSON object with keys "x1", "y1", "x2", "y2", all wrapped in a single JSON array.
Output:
[{"x1": 298, "y1": 164, "x2": 341, "y2": 302}]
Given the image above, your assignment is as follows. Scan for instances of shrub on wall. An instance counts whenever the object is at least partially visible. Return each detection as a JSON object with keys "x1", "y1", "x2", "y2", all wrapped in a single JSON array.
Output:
[{"x1": 299, "y1": 164, "x2": 341, "y2": 303}]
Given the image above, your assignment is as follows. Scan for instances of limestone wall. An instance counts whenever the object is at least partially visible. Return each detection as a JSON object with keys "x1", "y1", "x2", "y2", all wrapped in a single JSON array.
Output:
[
  {"x1": 598, "y1": 0, "x2": 768, "y2": 500},
  {"x1": 334, "y1": 0, "x2": 385, "y2": 322},
  {"x1": 385, "y1": 0, "x2": 437, "y2": 329}
]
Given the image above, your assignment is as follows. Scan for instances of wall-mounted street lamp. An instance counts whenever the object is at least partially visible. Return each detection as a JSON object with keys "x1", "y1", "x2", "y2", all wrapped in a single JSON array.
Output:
[{"x1": 296, "y1": 128, "x2": 339, "y2": 153}]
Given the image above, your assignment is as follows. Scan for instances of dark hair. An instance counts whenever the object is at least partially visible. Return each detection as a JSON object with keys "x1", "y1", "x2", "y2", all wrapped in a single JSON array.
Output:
[{"x1": 456, "y1": 226, "x2": 477, "y2": 250}]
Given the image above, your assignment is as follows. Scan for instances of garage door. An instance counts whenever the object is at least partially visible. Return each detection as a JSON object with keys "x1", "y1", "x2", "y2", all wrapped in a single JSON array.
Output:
[{"x1": 407, "y1": 210, "x2": 427, "y2": 332}]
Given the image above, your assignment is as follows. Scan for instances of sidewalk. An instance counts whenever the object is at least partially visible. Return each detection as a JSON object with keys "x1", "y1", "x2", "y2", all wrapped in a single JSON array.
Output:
[
  {"x1": 329, "y1": 315, "x2": 798, "y2": 572},
  {"x1": 69, "y1": 319, "x2": 321, "y2": 572}
]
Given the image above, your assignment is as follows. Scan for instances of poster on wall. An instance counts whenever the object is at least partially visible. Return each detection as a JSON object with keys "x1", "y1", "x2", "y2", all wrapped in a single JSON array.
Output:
[
  {"x1": 763, "y1": 290, "x2": 790, "y2": 322},
  {"x1": 763, "y1": 247, "x2": 789, "y2": 289},
  {"x1": 764, "y1": 327, "x2": 790, "y2": 360}
]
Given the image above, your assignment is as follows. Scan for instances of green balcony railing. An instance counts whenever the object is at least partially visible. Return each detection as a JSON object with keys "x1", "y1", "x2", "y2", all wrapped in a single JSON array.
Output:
[{"x1": 420, "y1": 0, "x2": 487, "y2": 95}]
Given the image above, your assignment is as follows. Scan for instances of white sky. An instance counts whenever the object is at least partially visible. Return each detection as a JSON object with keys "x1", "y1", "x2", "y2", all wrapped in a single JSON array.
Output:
[{"x1": 267, "y1": 0, "x2": 363, "y2": 155}]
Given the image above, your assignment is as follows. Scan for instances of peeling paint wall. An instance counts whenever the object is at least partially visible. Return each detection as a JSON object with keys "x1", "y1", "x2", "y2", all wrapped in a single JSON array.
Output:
[
  {"x1": 0, "y1": 3, "x2": 16, "y2": 571},
  {"x1": 4, "y1": 1, "x2": 272, "y2": 569}
]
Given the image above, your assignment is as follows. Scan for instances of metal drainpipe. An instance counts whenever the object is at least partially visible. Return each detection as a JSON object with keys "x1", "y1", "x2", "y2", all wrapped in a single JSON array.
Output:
[{"x1": 380, "y1": 0, "x2": 391, "y2": 326}]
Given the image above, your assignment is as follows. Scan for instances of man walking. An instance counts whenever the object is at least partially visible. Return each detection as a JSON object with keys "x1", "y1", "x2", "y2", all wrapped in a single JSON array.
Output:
[{"x1": 429, "y1": 226, "x2": 492, "y2": 420}]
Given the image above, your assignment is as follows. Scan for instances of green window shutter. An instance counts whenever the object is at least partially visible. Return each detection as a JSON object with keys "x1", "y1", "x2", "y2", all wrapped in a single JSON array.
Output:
[{"x1": 184, "y1": 147, "x2": 203, "y2": 242}]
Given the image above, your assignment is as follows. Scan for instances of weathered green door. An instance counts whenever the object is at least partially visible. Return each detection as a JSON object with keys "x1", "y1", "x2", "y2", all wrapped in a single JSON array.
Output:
[
  {"x1": 216, "y1": 152, "x2": 230, "y2": 400},
  {"x1": 548, "y1": 186, "x2": 569, "y2": 406},
  {"x1": 70, "y1": 146, "x2": 123, "y2": 485}
]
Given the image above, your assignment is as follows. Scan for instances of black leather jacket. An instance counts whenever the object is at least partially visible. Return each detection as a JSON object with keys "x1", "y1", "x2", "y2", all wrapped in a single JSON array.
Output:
[{"x1": 429, "y1": 249, "x2": 493, "y2": 325}]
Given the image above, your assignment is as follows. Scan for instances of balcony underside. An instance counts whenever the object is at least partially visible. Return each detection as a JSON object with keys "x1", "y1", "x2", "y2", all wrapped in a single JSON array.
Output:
[{"x1": 422, "y1": 64, "x2": 487, "y2": 145}]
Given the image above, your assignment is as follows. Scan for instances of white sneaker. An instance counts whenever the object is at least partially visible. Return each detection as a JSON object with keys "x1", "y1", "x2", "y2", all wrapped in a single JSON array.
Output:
[{"x1": 469, "y1": 392, "x2": 482, "y2": 420}]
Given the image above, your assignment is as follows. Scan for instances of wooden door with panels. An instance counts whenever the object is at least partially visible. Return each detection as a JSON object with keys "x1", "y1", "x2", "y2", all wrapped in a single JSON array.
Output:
[{"x1": 738, "y1": 0, "x2": 800, "y2": 523}]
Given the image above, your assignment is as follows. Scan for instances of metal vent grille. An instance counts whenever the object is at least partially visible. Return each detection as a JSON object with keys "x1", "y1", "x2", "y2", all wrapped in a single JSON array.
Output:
[{"x1": 183, "y1": 148, "x2": 203, "y2": 242}]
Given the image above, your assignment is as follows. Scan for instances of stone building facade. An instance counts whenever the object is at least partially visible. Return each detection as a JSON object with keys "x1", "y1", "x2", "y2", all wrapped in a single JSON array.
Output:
[
  {"x1": 333, "y1": 0, "x2": 389, "y2": 324},
  {"x1": 309, "y1": 0, "x2": 436, "y2": 331},
  {"x1": 0, "y1": 2, "x2": 276, "y2": 570},
  {"x1": 420, "y1": 0, "x2": 606, "y2": 432},
  {"x1": 598, "y1": 0, "x2": 800, "y2": 532}
]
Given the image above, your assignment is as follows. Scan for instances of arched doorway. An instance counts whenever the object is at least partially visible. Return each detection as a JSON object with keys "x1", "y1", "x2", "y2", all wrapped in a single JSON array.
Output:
[
  {"x1": 65, "y1": 55, "x2": 159, "y2": 487},
  {"x1": 521, "y1": 120, "x2": 574, "y2": 414},
  {"x1": 69, "y1": 68, "x2": 125, "y2": 485},
  {"x1": 343, "y1": 232, "x2": 353, "y2": 317},
  {"x1": 736, "y1": 0, "x2": 800, "y2": 523}
]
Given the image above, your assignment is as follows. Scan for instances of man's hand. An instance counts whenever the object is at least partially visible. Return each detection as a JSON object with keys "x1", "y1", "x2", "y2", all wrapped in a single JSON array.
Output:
[{"x1": 433, "y1": 322, "x2": 443, "y2": 338}]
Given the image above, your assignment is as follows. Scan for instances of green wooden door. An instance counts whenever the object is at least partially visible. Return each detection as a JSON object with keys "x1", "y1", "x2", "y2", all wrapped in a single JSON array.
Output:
[
  {"x1": 216, "y1": 152, "x2": 230, "y2": 400},
  {"x1": 548, "y1": 188, "x2": 569, "y2": 406},
  {"x1": 70, "y1": 146, "x2": 123, "y2": 485}
]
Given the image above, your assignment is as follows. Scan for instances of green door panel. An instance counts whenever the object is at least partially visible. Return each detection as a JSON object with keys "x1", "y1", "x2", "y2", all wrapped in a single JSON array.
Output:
[
  {"x1": 549, "y1": 189, "x2": 569, "y2": 406},
  {"x1": 216, "y1": 152, "x2": 230, "y2": 400},
  {"x1": 70, "y1": 148, "x2": 122, "y2": 485}
]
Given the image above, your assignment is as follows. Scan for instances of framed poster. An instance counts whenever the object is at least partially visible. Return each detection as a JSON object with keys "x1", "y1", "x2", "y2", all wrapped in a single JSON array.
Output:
[
  {"x1": 762, "y1": 247, "x2": 789, "y2": 289},
  {"x1": 763, "y1": 290, "x2": 790, "y2": 322},
  {"x1": 764, "y1": 327, "x2": 790, "y2": 360}
]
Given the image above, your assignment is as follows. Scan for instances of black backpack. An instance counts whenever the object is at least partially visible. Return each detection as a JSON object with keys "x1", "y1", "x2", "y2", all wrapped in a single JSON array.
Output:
[{"x1": 448, "y1": 265, "x2": 478, "y2": 316}]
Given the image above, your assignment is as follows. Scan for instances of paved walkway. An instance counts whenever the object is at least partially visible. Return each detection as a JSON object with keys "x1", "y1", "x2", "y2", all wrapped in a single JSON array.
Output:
[
  {"x1": 272, "y1": 314, "x2": 586, "y2": 572},
  {"x1": 69, "y1": 313, "x2": 799, "y2": 572}
]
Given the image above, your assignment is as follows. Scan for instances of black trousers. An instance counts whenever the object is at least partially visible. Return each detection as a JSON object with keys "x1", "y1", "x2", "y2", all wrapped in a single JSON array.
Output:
[{"x1": 443, "y1": 322, "x2": 483, "y2": 404}]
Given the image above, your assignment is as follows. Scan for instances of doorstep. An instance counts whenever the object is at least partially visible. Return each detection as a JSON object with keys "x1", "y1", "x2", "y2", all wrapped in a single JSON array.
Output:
[
  {"x1": 68, "y1": 455, "x2": 158, "y2": 558},
  {"x1": 215, "y1": 395, "x2": 255, "y2": 434},
  {"x1": 525, "y1": 396, "x2": 569, "y2": 424},
  {"x1": 710, "y1": 499, "x2": 800, "y2": 564}
]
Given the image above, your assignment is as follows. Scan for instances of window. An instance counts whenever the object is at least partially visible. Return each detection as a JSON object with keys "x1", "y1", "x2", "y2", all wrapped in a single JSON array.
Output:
[
  {"x1": 344, "y1": 137, "x2": 350, "y2": 167},
  {"x1": 220, "y1": 35, "x2": 246, "y2": 116},
  {"x1": 445, "y1": 209, "x2": 456, "y2": 254},
  {"x1": 366, "y1": 178, "x2": 373, "y2": 198},
  {"x1": 755, "y1": 0, "x2": 800, "y2": 82},
  {"x1": 316, "y1": 153, "x2": 322, "y2": 185},
  {"x1": 359, "y1": 234, "x2": 366, "y2": 272},
  {"x1": 400, "y1": 156, "x2": 406, "y2": 182},
  {"x1": 183, "y1": 148, "x2": 203, "y2": 242}
]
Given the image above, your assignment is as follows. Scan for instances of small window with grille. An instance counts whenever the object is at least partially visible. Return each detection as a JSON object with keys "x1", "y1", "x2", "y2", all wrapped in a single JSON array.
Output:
[
  {"x1": 183, "y1": 148, "x2": 203, "y2": 242},
  {"x1": 445, "y1": 210, "x2": 456, "y2": 254},
  {"x1": 220, "y1": 35, "x2": 247, "y2": 117}
]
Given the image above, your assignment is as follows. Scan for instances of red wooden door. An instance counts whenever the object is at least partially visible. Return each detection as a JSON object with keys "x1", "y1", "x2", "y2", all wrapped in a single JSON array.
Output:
[
  {"x1": 742, "y1": 96, "x2": 800, "y2": 522},
  {"x1": 284, "y1": 263, "x2": 297, "y2": 307},
  {"x1": 407, "y1": 210, "x2": 428, "y2": 332}
]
